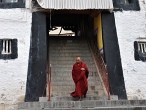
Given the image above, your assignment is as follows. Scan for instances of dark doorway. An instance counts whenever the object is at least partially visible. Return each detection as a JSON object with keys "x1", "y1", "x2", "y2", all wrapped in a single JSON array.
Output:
[{"x1": 25, "y1": 11, "x2": 127, "y2": 102}]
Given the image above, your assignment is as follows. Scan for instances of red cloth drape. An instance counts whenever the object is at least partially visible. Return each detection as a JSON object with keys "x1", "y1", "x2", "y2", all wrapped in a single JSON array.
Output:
[{"x1": 71, "y1": 62, "x2": 89, "y2": 97}]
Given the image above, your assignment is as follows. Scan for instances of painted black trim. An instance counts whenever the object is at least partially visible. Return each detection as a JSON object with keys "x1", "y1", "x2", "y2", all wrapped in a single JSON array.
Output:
[
  {"x1": 134, "y1": 41, "x2": 139, "y2": 60},
  {"x1": 25, "y1": 12, "x2": 47, "y2": 102},
  {"x1": 0, "y1": 0, "x2": 25, "y2": 8},
  {"x1": 113, "y1": 0, "x2": 140, "y2": 11},
  {"x1": 102, "y1": 12, "x2": 127, "y2": 99},
  {"x1": 0, "y1": 39, "x2": 18, "y2": 59}
]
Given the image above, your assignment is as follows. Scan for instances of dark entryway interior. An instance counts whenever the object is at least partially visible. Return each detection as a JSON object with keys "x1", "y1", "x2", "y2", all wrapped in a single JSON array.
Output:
[
  {"x1": 25, "y1": 11, "x2": 127, "y2": 102},
  {"x1": 47, "y1": 11, "x2": 106, "y2": 98}
]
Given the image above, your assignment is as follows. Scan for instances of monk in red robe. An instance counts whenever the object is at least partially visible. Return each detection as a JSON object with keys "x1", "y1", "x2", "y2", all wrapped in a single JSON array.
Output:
[{"x1": 71, "y1": 57, "x2": 89, "y2": 100}]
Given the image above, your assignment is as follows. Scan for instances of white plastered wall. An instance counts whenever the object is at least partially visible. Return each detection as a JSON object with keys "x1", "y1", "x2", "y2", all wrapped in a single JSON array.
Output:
[
  {"x1": 0, "y1": 8, "x2": 32, "y2": 106},
  {"x1": 114, "y1": 0, "x2": 146, "y2": 99}
]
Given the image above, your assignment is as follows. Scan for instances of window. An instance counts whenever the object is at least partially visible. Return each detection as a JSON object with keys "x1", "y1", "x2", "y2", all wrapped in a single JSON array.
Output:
[
  {"x1": 134, "y1": 41, "x2": 146, "y2": 62},
  {"x1": 124, "y1": 0, "x2": 129, "y2": 4},
  {"x1": 0, "y1": 0, "x2": 18, "y2": 3},
  {"x1": 0, "y1": 0, "x2": 25, "y2": 8},
  {"x1": 1, "y1": 39, "x2": 12, "y2": 55},
  {"x1": 0, "y1": 39, "x2": 18, "y2": 59},
  {"x1": 113, "y1": 0, "x2": 140, "y2": 11},
  {"x1": 125, "y1": 0, "x2": 133, "y2": 4}
]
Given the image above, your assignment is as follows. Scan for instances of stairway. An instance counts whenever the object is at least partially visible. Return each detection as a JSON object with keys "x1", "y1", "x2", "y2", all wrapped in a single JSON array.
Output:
[
  {"x1": 18, "y1": 100, "x2": 146, "y2": 110},
  {"x1": 49, "y1": 38, "x2": 106, "y2": 98},
  {"x1": 18, "y1": 38, "x2": 146, "y2": 110}
]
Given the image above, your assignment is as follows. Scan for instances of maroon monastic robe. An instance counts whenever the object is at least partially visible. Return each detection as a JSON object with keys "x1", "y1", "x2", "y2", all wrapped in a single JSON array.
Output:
[{"x1": 71, "y1": 62, "x2": 89, "y2": 97}]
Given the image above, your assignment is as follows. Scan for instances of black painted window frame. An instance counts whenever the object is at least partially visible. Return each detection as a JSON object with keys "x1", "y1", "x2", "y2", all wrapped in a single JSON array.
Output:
[
  {"x1": 0, "y1": 39, "x2": 18, "y2": 60},
  {"x1": 0, "y1": 0, "x2": 25, "y2": 8},
  {"x1": 113, "y1": 0, "x2": 140, "y2": 11},
  {"x1": 134, "y1": 41, "x2": 146, "y2": 62}
]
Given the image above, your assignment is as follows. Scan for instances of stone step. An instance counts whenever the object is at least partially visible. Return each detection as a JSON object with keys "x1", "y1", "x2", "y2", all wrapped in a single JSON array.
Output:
[
  {"x1": 51, "y1": 70, "x2": 97, "y2": 73},
  {"x1": 51, "y1": 88, "x2": 104, "y2": 93},
  {"x1": 51, "y1": 75, "x2": 98, "y2": 78},
  {"x1": 49, "y1": 52, "x2": 91, "y2": 55},
  {"x1": 50, "y1": 41, "x2": 88, "y2": 44},
  {"x1": 50, "y1": 63, "x2": 96, "y2": 67},
  {"x1": 49, "y1": 47, "x2": 90, "y2": 50},
  {"x1": 51, "y1": 68, "x2": 97, "y2": 71},
  {"x1": 43, "y1": 107, "x2": 146, "y2": 110},
  {"x1": 49, "y1": 44, "x2": 88, "y2": 46},
  {"x1": 51, "y1": 83, "x2": 103, "y2": 90},
  {"x1": 51, "y1": 80, "x2": 101, "y2": 85},
  {"x1": 18, "y1": 100, "x2": 146, "y2": 109},
  {"x1": 51, "y1": 74, "x2": 99, "y2": 79},
  {"x1": 49, "y1": 50, "x2": 91, "y2": 53},
  {"x1": 51, "y1": 85, "x2": 103, "y2": 90},
  {"x1": 51, "y1": 84, "x2": 103, "y2": 89},
  {"x1": 49, "y1": 49, "x2": 90, "y2": 52},
  {"x1": 50, "y1": 55, "x2": 92, "y2": 57},
  {"x1": 50, "y1": 58, "x2": 93, "y2": 62},
  {"x1": 51, "y1": 69, "x2": 97, "y2": 72},
  {"x1": 49, "y1": 46, "x2": 89, "y2": 48},
  {"x1": 52, "y1": 71, "x2": 99, "y2": 76},
  {"x1": 51, "y1": 81, "x2": 101, "y2": 86},
  {"x1": 51, "y1": 91, "x2": 101, "y2": 96},
  {"x1": 50, "y1": 66, "x2": 97, "y2": 70},
  {"x1": 51, "y1": 82, "x2": 101, "y2": 86},
  {"x1": 51, "y1": 70, "x2": 98, "y2": 74},
  {"x1": 51, "y1": 77, "x2": 100, "y2": 82},
  {"x1": 51, "y1": 69, "x2": 98, "y2": 72},
  {"x1": 50, "y1": 57, "x2": 92, "y2": 61},
  {"x1": 50, "y1": 43, "x2": 88, "y2": 47},
  {"x1": 19, "y1": 106, "x2": 146, "y2": 110},
  {"x1": 50, "y1": 63, "x2": 96, "y2": 66},
  {"x1": 50, "y1": 61, "x2": 94, "y2": 64},
  {"x1": 51, "y1": 91, "x2": 102, "y2": 97},
  {"x1": 51, "y1": 91, "x2": 103, "y2": 97},
  {"x1": 51, "y1": 70, "x2": 97, "y2": 74},
  {"x1": 50, "y1": 62, "x2": 95, "y2": 66},
  {"x1": 50, "y1": 44, "x2": 89, "y2": 47},
  {"x1": 49, "y1": 50, "x2": 90, "y2": 53},
  {"x1": 39, "y1": 96, "x2": 108, "y2": 102}
]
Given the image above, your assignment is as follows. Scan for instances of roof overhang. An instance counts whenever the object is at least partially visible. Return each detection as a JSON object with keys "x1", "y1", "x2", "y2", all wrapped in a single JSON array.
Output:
[{"x1": 37, "y1": 0, "x2": 113, "y2": 10}]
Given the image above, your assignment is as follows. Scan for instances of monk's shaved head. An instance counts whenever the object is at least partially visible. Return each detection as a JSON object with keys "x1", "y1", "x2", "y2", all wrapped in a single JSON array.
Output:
[{"x1": 76, "y1": 57, "x2": 82, "y2": 63}]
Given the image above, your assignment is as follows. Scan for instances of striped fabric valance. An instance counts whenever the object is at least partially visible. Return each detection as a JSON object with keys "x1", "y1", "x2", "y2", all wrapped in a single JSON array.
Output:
[{"x1": 37, "y1": 0, "x2": 113, "y2": 10}]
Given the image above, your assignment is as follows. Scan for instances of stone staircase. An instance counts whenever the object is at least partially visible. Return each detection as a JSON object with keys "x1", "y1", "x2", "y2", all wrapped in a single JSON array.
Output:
[
  {"x1": 18, "y1": 38, "x2": 146, "y2": 110},
  {"x1": 49, "y1": 38, "x2": 106, "y2": 98},
  {"x1": 18, "y1": 100, "x2": 146, "y2": 110}
]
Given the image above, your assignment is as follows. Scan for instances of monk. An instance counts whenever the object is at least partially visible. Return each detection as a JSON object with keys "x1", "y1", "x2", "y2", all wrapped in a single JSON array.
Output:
[{"x1": 71, "y1": 57, "x2": 89, "y2": 100}]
